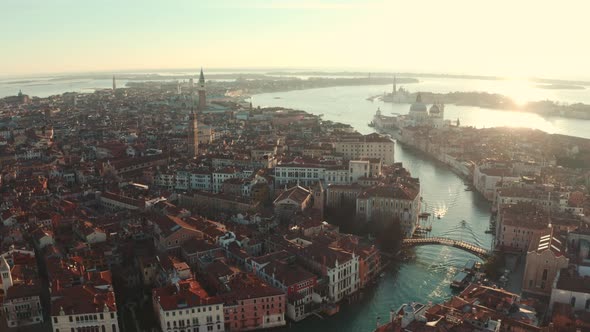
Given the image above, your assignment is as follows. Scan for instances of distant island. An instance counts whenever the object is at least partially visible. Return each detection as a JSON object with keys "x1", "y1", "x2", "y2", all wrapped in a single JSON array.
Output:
[
  {"x1": 535, "y1": 84, "x2": 585, "y2": 90},
  {"x1": 267, "y1": 71, "x2": 590, "y2": 87},
  {"x1": 381, "y1": 91, "x2": 590, "y2": 120},
  {"x1": 128, "y1": 76, "x2": 420, "y2": 95}
]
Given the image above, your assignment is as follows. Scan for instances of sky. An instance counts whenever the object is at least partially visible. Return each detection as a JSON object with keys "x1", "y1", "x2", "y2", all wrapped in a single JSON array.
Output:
[{"x1": 1, "y1": 0, "x2": 588, "y2": 79}]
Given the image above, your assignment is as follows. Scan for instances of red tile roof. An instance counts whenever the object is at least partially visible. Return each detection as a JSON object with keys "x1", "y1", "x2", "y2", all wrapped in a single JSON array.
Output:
[
  {"x1": 153, "y1": 279, "x2": 221, "y2": 311},
  {"x1": 51, "y1": 285, "x2": 117, "y2": 315}
]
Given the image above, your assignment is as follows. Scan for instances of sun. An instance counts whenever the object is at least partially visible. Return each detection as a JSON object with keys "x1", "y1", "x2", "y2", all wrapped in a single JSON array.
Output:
[{"x1": 506, "y1": 77, "x2": 533, "y2": 107}]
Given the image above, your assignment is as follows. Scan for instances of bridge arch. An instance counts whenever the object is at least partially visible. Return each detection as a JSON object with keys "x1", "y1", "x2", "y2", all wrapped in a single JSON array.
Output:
[{"x1": 402, "y1": 237, "x2": 490, "y2": 258}]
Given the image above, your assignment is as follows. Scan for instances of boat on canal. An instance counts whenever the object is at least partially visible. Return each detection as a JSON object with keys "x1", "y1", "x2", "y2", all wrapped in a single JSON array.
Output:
[{"x1": 450, "y1": 271, "x2": 471, "y2": 290}]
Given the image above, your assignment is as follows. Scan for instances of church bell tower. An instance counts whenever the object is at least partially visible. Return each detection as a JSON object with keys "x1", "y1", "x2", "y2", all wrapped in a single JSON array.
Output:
[{"x1": 198, "y1": 67, "x2": 206, "y2": 111}]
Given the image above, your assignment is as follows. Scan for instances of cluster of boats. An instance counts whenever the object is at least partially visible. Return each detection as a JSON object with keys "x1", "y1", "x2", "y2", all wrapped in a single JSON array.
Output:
[{"x1": 450, "y1": 260, "x2": 482, "y2": 290}]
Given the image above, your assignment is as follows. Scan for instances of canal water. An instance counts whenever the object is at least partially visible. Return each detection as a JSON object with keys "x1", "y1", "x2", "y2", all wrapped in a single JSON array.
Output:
[
  {"x1": 251, "y1": 86, "x2": 523, "y2": 332},
  {"x1": 284, "y1": 144, "x2": 493, "y2": 332}
]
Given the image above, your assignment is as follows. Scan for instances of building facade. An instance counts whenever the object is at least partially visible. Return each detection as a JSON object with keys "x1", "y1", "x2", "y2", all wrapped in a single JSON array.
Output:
[
  {"x1": 188, "y1": 109, "x2": 199, "y2": 159},
  {"x1": 522, "y1": 230, "x2": 569, "y2": 296},
  {"x1": 333, "y1": 133, "x2": 394, "y2": 165},
  {"x1": 51, "y1": 285, "x2": 118, "y2": 332},
  {"x1": 152, "y1": 280, "x2": 224, "y2": 332}
]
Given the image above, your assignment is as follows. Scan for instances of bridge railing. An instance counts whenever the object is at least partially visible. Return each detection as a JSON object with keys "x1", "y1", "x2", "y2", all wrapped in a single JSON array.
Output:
[{"x1": 402, "y1": 237, "x2": 490, "y2": 257}]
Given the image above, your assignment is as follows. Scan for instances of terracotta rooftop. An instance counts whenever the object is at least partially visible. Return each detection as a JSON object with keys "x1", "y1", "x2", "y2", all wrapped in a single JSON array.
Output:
[
  {"x1": 215, "y1": 273, "x2": 284, "y2": 305},
  {"x1": 527, "y1": 227, "x2": 564, "y2": 257},
  {"x1": 273, "y1": 185, "x2": 311, "y2": 205},
  {"x1": 51, "y1": 285, "x2": 117, "y2": 315},
  {"x1": 153, "y1": 279, "x2": 221, "y2": 311}
]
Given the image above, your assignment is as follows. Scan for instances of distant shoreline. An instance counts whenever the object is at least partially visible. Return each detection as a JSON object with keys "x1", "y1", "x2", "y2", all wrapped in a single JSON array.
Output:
[
  {"x1": 376, "y1": 91, "x2": 590, "y2": 120},
  {"x1": 4, "y1": 70, "x2": 590, "y2": 87},
  {"x1": 4, "y1": 73, "x2": 590, "y2": 121},
  {"x1": 535, "y1": 84, "x2": 585, "y2": 90}
]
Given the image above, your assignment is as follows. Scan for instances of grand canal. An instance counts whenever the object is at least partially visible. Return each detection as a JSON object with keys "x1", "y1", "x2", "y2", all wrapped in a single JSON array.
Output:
[{"x1": 252, "y1": 84, "x2": 558, "y2": 331}]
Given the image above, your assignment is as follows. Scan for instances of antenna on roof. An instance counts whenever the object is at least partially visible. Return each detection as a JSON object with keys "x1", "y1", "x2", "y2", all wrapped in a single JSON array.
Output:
[{"x1": 547, "y1": 191, "x2": 552, "y2": 228}]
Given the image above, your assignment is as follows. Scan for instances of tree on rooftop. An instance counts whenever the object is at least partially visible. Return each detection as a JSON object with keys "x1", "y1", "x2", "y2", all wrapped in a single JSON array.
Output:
[{"x1": 368, "y1": 215, "x2": 403, "y2": 254}]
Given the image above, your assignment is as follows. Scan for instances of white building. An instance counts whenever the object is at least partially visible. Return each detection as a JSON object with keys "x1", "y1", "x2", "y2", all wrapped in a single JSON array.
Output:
[
  {"x1": 325, "y1": 250, "x2": 359, "y2": 303},
  {"x1": 349, "y1": 160, "x2": 370, "y2": 183},
  {"x1": 152, "y1": 280, "x2": 224, "y2": 332},
  {"x1": 51, "y1": 285, "x2": 119, "y2": 332},
  {"x1": 349, "y1": 159, "x2": 381, "y2": 183},
  {"x1": 550, "y1": 268, "x2": 590, "y2": 313},
  {"x1": 300, "y1": 245, "x2": 360, "y2": 303},
  {"x1": 324, "y1": 166, "x2": 349, "y2": 185},
  {"x1": 155, "y1": 172, "x2": 176, "y2": 190},
  {"x1": 275, "y1": 163, "x2": 325, "y2": 188},
  {"x1": 495, "y1": 187, "x2": 584, "y2": 216},
  {"x1": 99, "y1": 191, "x2": 144, "y2": 211},
  {"x1": 212, "y1": 168, "x2": 240, "y2": 193},
  {"x1": 1, "y1": 257, "x2": 44, "y2": 328},
  {"x1": 407, "y1": 93, "x2": 429, "y2": 123},
  {"x1": 406, "y1": 93, "x2": 449, "y2": 129},
  {"x1": 333, "y1": 133, "x2": 394, "y2": 165},
  {"x1": 174, "y1": 169, "x2": 214, "y2": 192},
  {"x1": 32, "y1": 228, "x2": 55, "y2": 249},
  {"x1": 473, "y1": 162, "x2": 520, "y2": 201},
  {"x1": 189, "y1": 171, "x2": 212, "y2": 191},
  {"x1": 355, "y1": 182, "x2": 421, "y2": 238},
  {"x1": 15, "y1": 148, "x2": 42, "y2": 160}
]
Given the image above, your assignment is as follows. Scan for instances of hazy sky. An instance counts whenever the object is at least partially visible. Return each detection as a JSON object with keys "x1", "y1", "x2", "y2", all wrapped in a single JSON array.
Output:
[{"x1": 1, "y1": 0, "x2": 588, "y2": 79}]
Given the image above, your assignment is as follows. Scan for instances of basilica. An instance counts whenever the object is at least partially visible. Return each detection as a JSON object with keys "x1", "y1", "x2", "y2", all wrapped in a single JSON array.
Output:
[
  {"x1": 407, "y1": 93, "x2": 448, "y2": 129},
  {"x1": 373, "y1": 92, "x2": 451, "y2": 132}
]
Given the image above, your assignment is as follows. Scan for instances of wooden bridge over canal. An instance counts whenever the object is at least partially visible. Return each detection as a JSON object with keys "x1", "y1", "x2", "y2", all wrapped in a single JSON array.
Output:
[{"x1": 402, "y1": 237, "x2": 491, "y2": 258}]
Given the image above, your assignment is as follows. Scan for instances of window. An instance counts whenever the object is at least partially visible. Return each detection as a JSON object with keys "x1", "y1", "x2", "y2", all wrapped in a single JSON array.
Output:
[
  {"x1": 586, "y1": 299, "x2": 590, "y2": 310},
  {"x1": 571, "y1": 297, "x2": 577, "y2": 307},
  {"x1": 542, "y1": 269, "x2": 548, "y2": 281}
]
